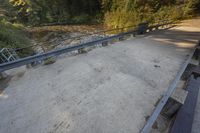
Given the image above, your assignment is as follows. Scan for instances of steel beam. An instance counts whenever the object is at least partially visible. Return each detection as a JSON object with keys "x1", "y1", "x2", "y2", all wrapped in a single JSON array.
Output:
[{"x1": 141, "y1": 48, "x2": 196, "y2": 133}]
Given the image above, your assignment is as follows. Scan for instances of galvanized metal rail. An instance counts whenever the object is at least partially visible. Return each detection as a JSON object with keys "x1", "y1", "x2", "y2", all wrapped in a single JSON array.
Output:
[
  {"x1": 0, "y1": 22, "x2": 172, "y2": 72},
  {"x1": 141, "y1": 45, "x2": 199, "y2": 133}
]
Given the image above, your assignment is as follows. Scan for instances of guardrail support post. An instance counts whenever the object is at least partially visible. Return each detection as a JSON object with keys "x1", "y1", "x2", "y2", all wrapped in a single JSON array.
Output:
[
  {"x1": 149, "y1": 27, "x2": 153, "y2": 32},
  {"x1": 131, "y1": 33, "x2": 136, "y2": 37},
  {"x1": 78, "y1": 48, "x2": 87, "y2": 54},
  {"x1": 155, "y1": 26, "x2": 159, "y2": 30},
  {"x1": 102, "y1": 41, "x2": 108, "y2": 47},
  {"x1": 137, "y1": 22, "x2": 149, "y2": 35},
  {"x1": 119, "y1": 36, "x2": 125, "y2": 41}
]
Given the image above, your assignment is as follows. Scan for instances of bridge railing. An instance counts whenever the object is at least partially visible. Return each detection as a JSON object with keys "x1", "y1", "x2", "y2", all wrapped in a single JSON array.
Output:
[{"x1": 0, "y1": 20, "x2": 174, "y2": 72}]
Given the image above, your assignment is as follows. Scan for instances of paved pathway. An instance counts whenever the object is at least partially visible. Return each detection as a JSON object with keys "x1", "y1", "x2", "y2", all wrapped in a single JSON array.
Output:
[{"x1": 0, "y1": 21, "x2": 200, "y2": 133}]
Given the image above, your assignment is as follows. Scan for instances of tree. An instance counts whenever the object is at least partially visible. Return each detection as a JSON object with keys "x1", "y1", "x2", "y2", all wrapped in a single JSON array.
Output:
[{"x1": 8, "y1": 0, "x2": 101, "y2": 25}]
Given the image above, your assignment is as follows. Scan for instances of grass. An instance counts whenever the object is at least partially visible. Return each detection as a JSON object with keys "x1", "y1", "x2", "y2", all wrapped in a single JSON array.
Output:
[{"x1": 0, "y1": 20, "x2": 34, "y2": 58}]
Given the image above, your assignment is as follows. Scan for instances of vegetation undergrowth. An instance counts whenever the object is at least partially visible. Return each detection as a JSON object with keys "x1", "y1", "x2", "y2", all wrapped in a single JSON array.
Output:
[
  {"x1": 0, "y1": 19, "x2": 34, "y2": 57},
  {"x1": 102, "y1": 0, "x2": 200, "y2": 28},
  {"x1": 0, "y1": 0, "x2": 200, "y2": 60}
]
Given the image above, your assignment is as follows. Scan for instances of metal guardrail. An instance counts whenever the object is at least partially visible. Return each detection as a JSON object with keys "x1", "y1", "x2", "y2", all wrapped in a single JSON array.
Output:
[
  {"x1": 0, "y1": 22, "x2": 173, "y2": 72},
  {"x1": 141, "y1": 45, "x2": 199, "y2": 133}
]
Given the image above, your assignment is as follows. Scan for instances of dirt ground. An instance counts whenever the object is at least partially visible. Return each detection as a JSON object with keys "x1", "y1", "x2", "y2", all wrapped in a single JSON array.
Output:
[{"x1": 0, "y1": 18, "x2": 200, "y2": 133}]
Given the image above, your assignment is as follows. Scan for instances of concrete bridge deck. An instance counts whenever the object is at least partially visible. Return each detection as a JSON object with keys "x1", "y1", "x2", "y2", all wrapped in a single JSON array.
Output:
[{"x1": 0, "y1": 21, "x2": 200, "y2": 133}]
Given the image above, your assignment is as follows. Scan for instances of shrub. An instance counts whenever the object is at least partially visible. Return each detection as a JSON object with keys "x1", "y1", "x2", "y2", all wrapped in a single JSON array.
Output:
[
  {"x1": 72, "y1": 14, "x2": 91, "y2": 24},
  {"x1": 103, "y1": 1, "x2": 198, "y2": 29},
  {"x1": 104, "y1": 9, "x2": 141, "y2": 29}
]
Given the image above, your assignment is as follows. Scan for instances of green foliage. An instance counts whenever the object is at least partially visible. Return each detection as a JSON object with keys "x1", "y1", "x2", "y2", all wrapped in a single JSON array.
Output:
[
  {"x1": 2, "y1": 0, "x2": 200, "y2": 27},
  {"x1": 0, "y1": 20, "x2": 34, "y2": 57},
  {"x1": 104, "y1": 9, "x2": 140, "y2": 28},
  {"x1": 183, "y1": 0, "x2": 200, "y2": 16},
  {"x1": 103, "y1": 0, "x2": 200, "y2": 28},
  {"x1": 71, "y1": 14, "x2": 91, "y2": 24},
  {"x1": 5, "y1": 0, "x2": 200, "y2": 27},
  {"x1": 8, "y1": 0, "x2": 101, "y2": 25},
  {"x1": 151, "y1": 6, "x2": 184, "y2": 22},
  {"x1": 0, "y1": 0, "x2": 199, "y2": 59}
]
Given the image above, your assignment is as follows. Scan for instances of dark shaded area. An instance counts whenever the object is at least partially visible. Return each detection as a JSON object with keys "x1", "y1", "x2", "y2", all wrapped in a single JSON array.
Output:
[
  {"x1": 170, "y1": 76, "x2": 200, "y2": 133},
  {"x1": 1, "y1": 0, "x2": 200, "y2": 26},
  {"x1": 148, "y1": 28, "x2": 200, "y2": 48},
  {"x1": 0, "y1": 76, "x2": 11, "y2": 94},
  {"x1": 2, "y1": 0, "x2": 102, "y2": 25}
]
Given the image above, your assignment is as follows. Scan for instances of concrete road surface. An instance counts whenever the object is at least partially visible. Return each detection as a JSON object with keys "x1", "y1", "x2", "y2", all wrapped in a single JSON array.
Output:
[{"x1": 0, "y1": 22, "x2": 200, "y2": 133}]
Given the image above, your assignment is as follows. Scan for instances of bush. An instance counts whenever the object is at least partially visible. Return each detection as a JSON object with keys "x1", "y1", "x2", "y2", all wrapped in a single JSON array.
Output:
[
  {"x1": 104, "y1": 9, "x2": 141, "y2": 29},
  {"x1": 103, "y1": 1, "x2": 198, "y2": 29},
  {"x1": 72, "y1": 14, "x2": 91, "y2": 23}
]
